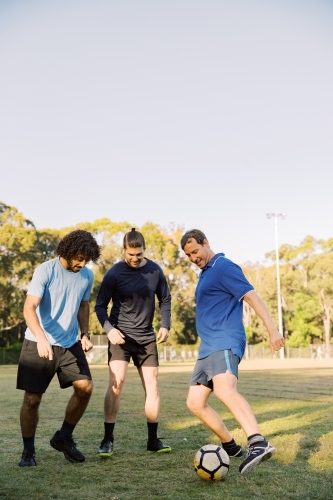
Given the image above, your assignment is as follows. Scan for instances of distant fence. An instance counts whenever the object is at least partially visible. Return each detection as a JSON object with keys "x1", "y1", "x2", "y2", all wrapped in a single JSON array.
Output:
[
  {"x1": 84, "y1": 343, "x2": 330, "y2": 365},
  {"x1": 0, "y1": 342, "x2": 330, "y2": 365}
]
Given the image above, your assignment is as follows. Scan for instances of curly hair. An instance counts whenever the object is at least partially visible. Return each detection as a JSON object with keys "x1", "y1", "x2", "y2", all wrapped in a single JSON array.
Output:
[{"x1": 56, "y1": 230, "x2": 100, "y2": 262}]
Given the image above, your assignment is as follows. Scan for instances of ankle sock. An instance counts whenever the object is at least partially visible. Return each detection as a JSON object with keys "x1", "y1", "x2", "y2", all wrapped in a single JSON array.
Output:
[
  {"x1": 222, "y1": 438, "x2": 237, "y2": 451},
  {"x1": 248, "y1": 434, "x2": 266, "y2": 446},
  {"x1": 59, "y1": 420, "x2": 76, "y2": 440},
  {"x1": 104, "y1": 422, "x2": 115, "y2": 441},
  {"x1": 23, "y1": 435, "x2": 35, "y2": 451},
  {"x1": 147, "y1": 422, "x2": 158, "y2": 442}
]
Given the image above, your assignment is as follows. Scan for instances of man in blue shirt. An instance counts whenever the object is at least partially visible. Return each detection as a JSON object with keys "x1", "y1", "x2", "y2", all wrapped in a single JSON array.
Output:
[
  {"x1": 181, "y1": 229, "x2": 284, "y2": 475},
  {"x1": 17, "y1": 230, "x2": 100, "y2": 467}
]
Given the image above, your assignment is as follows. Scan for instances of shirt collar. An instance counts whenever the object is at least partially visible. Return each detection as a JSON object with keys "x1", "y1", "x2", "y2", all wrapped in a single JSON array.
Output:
[{"x1": 202, "y1": 252, "x2": 225, "y2": 271}]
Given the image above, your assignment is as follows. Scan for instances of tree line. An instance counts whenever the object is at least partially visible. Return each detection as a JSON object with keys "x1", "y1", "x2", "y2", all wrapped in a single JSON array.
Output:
[{"x1": 0, "y1": 201, "x2": 332, "y2": 353}]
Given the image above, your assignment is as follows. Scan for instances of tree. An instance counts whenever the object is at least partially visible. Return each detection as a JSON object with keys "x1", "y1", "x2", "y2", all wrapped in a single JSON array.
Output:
[
  {"x1": 308, "y1": 253, "x2": 333, "y2": 356},
  {"x1": 0, "y1": 202, "x2": 38, "y2": 344}
]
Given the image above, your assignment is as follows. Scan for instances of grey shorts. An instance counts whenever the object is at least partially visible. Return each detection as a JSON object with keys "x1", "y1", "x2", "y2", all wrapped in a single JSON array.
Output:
[
  {"x1": 190, "y1": 349, "x2": 240, "y2": 390},
  {"x1": 17, "y1": 339, "x2": 92, "y2": 393},
  {"x1": 108, "y1": 338, "x2": 159, "y2": 368}
]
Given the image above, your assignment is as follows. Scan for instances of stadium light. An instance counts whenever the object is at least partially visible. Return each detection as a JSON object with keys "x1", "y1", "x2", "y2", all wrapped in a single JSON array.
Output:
[{"x1": 266, "y1": 213, "x2": 286, "y2": 359}]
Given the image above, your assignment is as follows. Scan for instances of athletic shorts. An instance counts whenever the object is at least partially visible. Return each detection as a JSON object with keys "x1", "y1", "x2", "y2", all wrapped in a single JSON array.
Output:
[
  {"x1": 17, "y1": 339, "x2": 92, "y2": 393},
  {"x1": 108, "y1": 338, "x2": 159, "y2": 368},
  {"x1": 190, "y1": 349, "x2": 240, "y2": 389}
]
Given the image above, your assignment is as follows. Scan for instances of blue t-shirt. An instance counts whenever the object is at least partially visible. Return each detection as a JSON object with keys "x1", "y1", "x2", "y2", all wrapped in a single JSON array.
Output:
[
  {"x1": 25, "y1": 258, "x2": 94, "y2": 348},
  {"x1": 195, "y1": 253, "x2": 254, "y2": 360}
]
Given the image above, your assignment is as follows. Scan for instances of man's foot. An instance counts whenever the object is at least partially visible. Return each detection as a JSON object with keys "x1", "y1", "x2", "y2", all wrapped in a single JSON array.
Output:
[
  {"x1": 239, "y1": 441, "x2": 275, "y2": 475},
  {"x1": 147, "y1": 438, "x2": 171, "y2": 453},
  {"x1": 18, "y1": 449, "x2": 37, "y2": 467},
  {"x1": 50, "y1": 430, "x2": 85, "y2": 463},
  {"x1": 222, "y1": 441, "x2": 243, "y2": 458},
  {"x1": 98, "y1": 438, "x2": 113, "y2": 457}
]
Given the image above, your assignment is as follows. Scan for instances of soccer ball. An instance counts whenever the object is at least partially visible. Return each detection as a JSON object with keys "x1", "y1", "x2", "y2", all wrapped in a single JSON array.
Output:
[{"x1": 194, "y1": 444, "x2": 230, "y2": 481}]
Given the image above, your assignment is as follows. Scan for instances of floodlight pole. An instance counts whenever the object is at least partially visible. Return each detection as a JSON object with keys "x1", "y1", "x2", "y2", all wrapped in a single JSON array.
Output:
[{"x1": 266, "y1": 213, "x2": 286, "y2": 359}]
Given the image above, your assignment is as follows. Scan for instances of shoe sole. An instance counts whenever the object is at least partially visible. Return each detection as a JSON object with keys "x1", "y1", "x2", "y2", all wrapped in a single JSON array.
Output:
[
  {"x1": 240, "y1": 447, "x2": 275, "y2": 475},
  {"x1": 98, "y1": 451, "x2": 113, "y2": 458},
  {"x1": 147, "y1": 448, "x2": 172, "y2": 453},
  {"x1": 50, "y1": 440, "x2": 85, "y2": 463}
]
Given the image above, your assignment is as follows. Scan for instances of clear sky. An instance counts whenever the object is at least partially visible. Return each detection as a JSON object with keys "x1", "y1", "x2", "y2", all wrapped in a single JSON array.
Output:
[{"x1": 1, "y1": 0, "x2": 332, "y2": 265}]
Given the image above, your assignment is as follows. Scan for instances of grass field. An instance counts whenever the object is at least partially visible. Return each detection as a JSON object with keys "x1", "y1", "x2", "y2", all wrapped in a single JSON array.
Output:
[{"x1": 1, "y1": 363, "x2": 333, "y2": 500}]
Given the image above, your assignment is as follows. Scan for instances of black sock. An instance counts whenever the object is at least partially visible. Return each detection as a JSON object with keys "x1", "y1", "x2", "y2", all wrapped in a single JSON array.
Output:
[
  {"x1": 147, "y1": 422, "x2": 158, "y2": 442},
  {"x1": 104, "y1": 422, "x2": 115, "y2": 441},
  {"x1": 59, "y1": 420, "x2": 76, "y2": 440},
  {"x1": 222, "y1": 438, "x2": 237, "y2": 450},
  {"x1": 23, "y1": 435, "x2": 35, "y2": 451}
]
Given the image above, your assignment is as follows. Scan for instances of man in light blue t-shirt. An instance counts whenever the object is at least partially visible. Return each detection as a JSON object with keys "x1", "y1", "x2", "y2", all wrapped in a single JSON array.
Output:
[
  {"x1": 181, "y1": 229, "x2": 284, "y2": 476},
  {"x1": 17, "y1": 230, "x2": 100, "y2": 468}
]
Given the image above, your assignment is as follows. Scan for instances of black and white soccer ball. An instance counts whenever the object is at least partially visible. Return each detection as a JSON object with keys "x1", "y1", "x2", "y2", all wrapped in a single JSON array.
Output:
[{"x1": 194, "y1": 444, "x2": 230, "y2": 481}]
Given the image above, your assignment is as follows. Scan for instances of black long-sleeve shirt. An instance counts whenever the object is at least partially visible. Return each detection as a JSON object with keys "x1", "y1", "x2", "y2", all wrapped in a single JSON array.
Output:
[{"x1": 95, "y1": 259, "x2": 171, "y2": 342}]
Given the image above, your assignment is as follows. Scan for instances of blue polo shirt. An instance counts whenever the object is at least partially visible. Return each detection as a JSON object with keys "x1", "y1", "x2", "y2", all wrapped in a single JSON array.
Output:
[{"x1": 195, "y1": 253, "x2": 254, "y2": 361}]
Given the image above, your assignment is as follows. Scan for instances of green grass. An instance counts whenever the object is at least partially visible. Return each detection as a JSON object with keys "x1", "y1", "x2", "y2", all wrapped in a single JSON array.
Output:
[{"x1": 1, "y1": 364, "x2": 333, "y2": 499}]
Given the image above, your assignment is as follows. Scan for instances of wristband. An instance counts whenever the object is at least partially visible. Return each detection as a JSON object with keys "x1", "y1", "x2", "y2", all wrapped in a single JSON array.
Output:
[{"x1": 81, "y1": 333, "x2": 91, "y2": 340}]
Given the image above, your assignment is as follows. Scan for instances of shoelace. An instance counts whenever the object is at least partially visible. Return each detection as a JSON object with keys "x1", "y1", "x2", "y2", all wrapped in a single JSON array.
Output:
[{"x1": 245, "y1": 444, "x2": 263, "y2": 458}]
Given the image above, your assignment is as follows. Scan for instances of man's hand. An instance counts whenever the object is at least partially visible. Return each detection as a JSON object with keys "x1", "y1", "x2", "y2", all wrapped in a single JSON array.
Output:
[
  {"x1": 157, "y1": 327, "x2": 169, "y2": 344},
  {"x1": 37, "y1": 338, "x2": 54, "y2": 360},
  {"x1": 81, "y1": 336, "x2": 93, "y2": 352},
  {"x1": 107, "y1": 327, "x2": 125, "y2": 345},
  {"x1": 269, "y1": 329, "x2": 285, "y2": 354}
]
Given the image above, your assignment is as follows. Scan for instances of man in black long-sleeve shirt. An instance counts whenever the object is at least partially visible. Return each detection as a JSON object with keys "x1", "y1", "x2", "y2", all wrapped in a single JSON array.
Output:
[{"x1": 95, "y1": 228, "x2": 172, "y2": 456}]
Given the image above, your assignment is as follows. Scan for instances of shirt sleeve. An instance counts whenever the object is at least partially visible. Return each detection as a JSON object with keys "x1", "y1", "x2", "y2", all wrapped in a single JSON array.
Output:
[
  {"x1": 94, "y1": 270, "x2": 116, "y2": 327},
  {"x1": 82, "y1": 269, "x2": 94, "y2": 301},
  {"x1": 156, "y1": 268, "x2": 171, "y2": 330},
  {"x1": 220, "y1": 263, "x2": 254, "y2": 301},
  {"x1": 27, "y1": 264, "x2": 49, "y2": 298}
]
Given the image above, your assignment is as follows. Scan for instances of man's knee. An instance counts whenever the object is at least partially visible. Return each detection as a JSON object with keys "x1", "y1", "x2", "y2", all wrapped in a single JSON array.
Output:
[
  {"x1": 109, "y1": 372, "x2": 126, "y2": 393},
  {"x1": 23, "y1": 391, "x2": 43, "y2": 411},
  {"x1": 187, "y1": 393, "x2": 202, "y2": 414},
  {"x1": 73, "y1": 379, "x2": 93, "y2": 398}
]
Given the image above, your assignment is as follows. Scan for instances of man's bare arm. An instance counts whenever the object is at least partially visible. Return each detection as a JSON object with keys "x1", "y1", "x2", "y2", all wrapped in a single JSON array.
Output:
[
  {"x1": 23, "y1": 295, "x2": 53, "y2": 360},
  {"x1": 77, "y1": 301, "x2": 93, "y2": 352},
  {"x1": 243, "y1": 290, "x2": 285, "y2": 353}
]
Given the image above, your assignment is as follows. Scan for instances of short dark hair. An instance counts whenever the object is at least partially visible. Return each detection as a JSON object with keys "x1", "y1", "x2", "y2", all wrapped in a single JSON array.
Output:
[
  {"x1": 180, "y1": 229, "x2": 207, "y2": 249},
  {"x1": 56, "y1": 230, "x2": 100, "y2": 262},
  {"x1": 123, "y1": 228, "x2": 146, "y2": 249}
]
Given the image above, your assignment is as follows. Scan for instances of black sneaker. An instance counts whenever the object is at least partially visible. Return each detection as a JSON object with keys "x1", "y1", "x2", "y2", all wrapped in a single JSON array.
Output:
[
  {"x1": 222, "y1": 441, "x2": 243, "y2": 458},
  {"x1": 50, "y1": 430, "x2": 85, "y2": 463},
  {"x1": 98, "y1": 438, "x2": 113, "y2": 457},
  {"x1": 147, "y1": 438, "x2": 171, "y2": 453},
  {"x1": 239, "y1": 441, "x2": 275, "y2": 475},
  {"x1": 18, "y1": 449, "x2": 37, "y2": 467}
]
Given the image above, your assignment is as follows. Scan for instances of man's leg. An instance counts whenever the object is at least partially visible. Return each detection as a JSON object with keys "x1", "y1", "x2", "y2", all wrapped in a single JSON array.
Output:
[
  {"x1": 138, "y1": 365, "x2": 160, "y2": 422},
  {"x1": 18, "y1": 391, "x2": 43, "y2": 467},
  {"x1": 212, "y1": 371, "x2": 275, "y2": 474},
  {"x1": 212, "y1": 372, "x2": 260, "y2": 436},
  {"x1": 50, "y1": 379, "x2": 93, "y2": 463},
  {"x1": 98, "y1": 360, "x2": 128, "y2": 457},
  {"x1": 138, "y1": 365, "x2": 171, "y2": 452},
  {"x1": 187, "y1": 383, "x2": 234, "y2": 442},
  {"x1": 65, "y1": 379, "x2": 94, "y2": 424}
]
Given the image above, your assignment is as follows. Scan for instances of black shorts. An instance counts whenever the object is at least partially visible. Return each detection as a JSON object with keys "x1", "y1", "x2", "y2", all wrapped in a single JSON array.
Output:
[
  {"x1": 108, "y1": 338, "x2": 159, "y2": 368},
  {"x1": 17, "y1": 339, "x2": 92, "y2": 393}
]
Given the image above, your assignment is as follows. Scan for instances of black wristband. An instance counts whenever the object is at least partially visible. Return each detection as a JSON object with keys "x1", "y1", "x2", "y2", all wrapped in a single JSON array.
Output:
[{"x1": 81, "y1": 333, "x2": 91, "y2": 340}]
